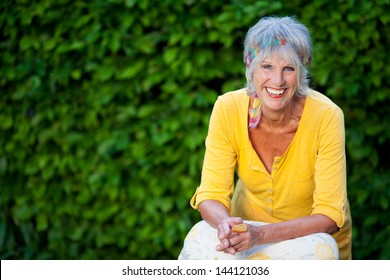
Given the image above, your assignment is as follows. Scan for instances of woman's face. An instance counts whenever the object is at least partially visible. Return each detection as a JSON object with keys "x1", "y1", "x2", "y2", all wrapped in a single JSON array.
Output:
[{"x1": 252, "y1": 55, "x2": 298, "y2": 112}]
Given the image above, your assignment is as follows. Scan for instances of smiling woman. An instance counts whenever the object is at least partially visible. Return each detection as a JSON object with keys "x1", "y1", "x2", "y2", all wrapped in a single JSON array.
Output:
[{"x1": 179, "y1": 16, "x2": 352, "y2": 260}]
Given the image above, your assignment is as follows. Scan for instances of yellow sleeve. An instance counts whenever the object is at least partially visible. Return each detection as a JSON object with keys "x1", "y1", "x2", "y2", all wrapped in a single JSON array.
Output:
[
  {"x1": 190, "y1": 96, "x2": 238, "y2": 211},
  {"x1": 312, "y1": 106, "x2": 348, "y2": 228}
]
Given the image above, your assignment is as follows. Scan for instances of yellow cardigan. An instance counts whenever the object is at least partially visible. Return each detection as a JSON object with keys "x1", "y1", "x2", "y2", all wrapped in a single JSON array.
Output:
[{"x1": 191, "y1": 88, "x2": 352, "y2": 259}]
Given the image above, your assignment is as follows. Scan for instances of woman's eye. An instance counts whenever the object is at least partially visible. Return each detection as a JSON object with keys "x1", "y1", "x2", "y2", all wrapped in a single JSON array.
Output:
[
  {"x1": 284, "y1": 66, "x2": 295, "y2": 71},
  {"x1": 261, "y1": 64, "x2": 272, "y2": 70}
]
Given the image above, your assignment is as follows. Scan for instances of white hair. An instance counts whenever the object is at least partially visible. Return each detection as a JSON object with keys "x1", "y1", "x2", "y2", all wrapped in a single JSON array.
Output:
[{"x1": 243, "y1": 16, "x2": 312, "y2": 96}]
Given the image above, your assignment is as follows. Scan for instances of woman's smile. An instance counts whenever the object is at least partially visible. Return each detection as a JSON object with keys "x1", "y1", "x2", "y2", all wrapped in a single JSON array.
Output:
[{"x1": 265, "y1": 87, "x2": 287, "y2": 98}]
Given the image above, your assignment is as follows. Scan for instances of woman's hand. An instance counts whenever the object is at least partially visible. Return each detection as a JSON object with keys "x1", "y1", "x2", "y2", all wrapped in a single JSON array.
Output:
[
  {"x1": 228, "y1": 224, "x2": 262, "y2": 253},
  {"x1": 216, "y1": 220, "x2": 262, "y2": 254},
  {"x1": 215, "y1": 217, "x2": 244, "y2": 254},
  {"x1": 198, "y1": 200, "x2": 263, "y2": 255}
]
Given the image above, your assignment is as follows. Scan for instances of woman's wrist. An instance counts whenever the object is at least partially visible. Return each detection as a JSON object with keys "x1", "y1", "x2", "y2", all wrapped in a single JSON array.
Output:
[{"x1": 250, "y1": 224, "x2": 266, "y2": 247}]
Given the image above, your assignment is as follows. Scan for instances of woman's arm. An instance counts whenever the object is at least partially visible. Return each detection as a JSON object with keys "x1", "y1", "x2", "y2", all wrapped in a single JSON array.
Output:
[
  {"x1": 199, "y1": 200, "x2": 339, "y2": 254},
  {"x1": 254, "y1": 214, "x2": 338, "y2": 243},
  {"x1": 198, "y1": 200, "x2": 231, "y2": 228}
]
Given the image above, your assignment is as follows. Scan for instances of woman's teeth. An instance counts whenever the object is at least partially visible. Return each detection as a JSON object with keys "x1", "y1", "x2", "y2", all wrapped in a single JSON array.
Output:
[{"x1": 266, "y1": 88, "x2": 285, "y2": 95}]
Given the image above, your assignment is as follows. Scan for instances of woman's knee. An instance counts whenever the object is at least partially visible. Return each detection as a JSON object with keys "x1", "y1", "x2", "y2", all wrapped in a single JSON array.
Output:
[
  {"x1": 310, "y1": 232, "x2": 339, "y2": 260},
  {"x1": 245, "y1": 232, "x2": 339, "y2": 260}
]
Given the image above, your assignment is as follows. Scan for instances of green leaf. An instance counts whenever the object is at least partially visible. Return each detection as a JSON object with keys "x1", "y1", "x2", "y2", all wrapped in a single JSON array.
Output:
[{"x1": 116, "y1": 61, "x2": 144, "y2": 80}]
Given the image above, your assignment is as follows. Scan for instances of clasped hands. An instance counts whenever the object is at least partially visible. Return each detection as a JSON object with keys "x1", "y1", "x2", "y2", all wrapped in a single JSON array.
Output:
[{"x1": 216, "y1": 217, "x2": 259, "y2": 255}]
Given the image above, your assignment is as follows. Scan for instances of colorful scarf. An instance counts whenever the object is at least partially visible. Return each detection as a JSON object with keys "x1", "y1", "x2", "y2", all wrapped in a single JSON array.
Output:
[{"x1": 248, "y1": 93, "x2": 261, "y2": 129}]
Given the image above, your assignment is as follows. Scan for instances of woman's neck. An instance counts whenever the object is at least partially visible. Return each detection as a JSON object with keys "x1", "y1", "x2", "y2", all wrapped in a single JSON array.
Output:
[{"x1": 260, "y1": 95, "x2": 305, "y2": 130}]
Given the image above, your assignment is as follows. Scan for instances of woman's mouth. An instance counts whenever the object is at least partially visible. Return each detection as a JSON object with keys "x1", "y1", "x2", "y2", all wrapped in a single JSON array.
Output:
[{"x1": 265, "y1": 87, "x2": 286, "y2": 98}]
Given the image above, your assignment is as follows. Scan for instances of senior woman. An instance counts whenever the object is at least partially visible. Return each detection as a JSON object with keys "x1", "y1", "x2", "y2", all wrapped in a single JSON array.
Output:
[{"x1": 178, "y1": 16, "x2": 352, "y2": 260}]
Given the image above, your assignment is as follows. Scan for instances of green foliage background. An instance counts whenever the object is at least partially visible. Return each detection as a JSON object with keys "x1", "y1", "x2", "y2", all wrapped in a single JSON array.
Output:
[{"x1": 1, "y1": 0, "x2": 389, "y2": 259}]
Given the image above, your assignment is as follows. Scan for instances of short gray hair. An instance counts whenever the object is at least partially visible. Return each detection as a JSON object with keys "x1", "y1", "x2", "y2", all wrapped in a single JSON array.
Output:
[{"x1": 243, "y1": 16, "x2": 312, "y2": 96}]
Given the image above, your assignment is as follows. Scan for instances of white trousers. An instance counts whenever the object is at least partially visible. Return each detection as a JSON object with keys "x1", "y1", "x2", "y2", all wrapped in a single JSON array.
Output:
[{"x1": 178, "y1": 220, "x2": 339, "y2": 260}]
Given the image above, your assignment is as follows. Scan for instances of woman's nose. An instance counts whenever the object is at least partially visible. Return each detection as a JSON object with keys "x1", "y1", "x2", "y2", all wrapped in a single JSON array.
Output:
[{"x1": 272, "y1": 71, "x2": 285, "y2": 87}]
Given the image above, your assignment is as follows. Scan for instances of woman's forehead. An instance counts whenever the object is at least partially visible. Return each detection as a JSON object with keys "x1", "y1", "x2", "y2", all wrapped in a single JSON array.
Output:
[{"x1": 262, "y1": 53, "x2": 297, "y2": 66}]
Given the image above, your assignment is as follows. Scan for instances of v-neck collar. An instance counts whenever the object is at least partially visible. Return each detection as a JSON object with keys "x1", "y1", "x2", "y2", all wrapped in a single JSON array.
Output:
[{"x1": 246, "y1": 92, "x2": 311, "y2": 175}]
